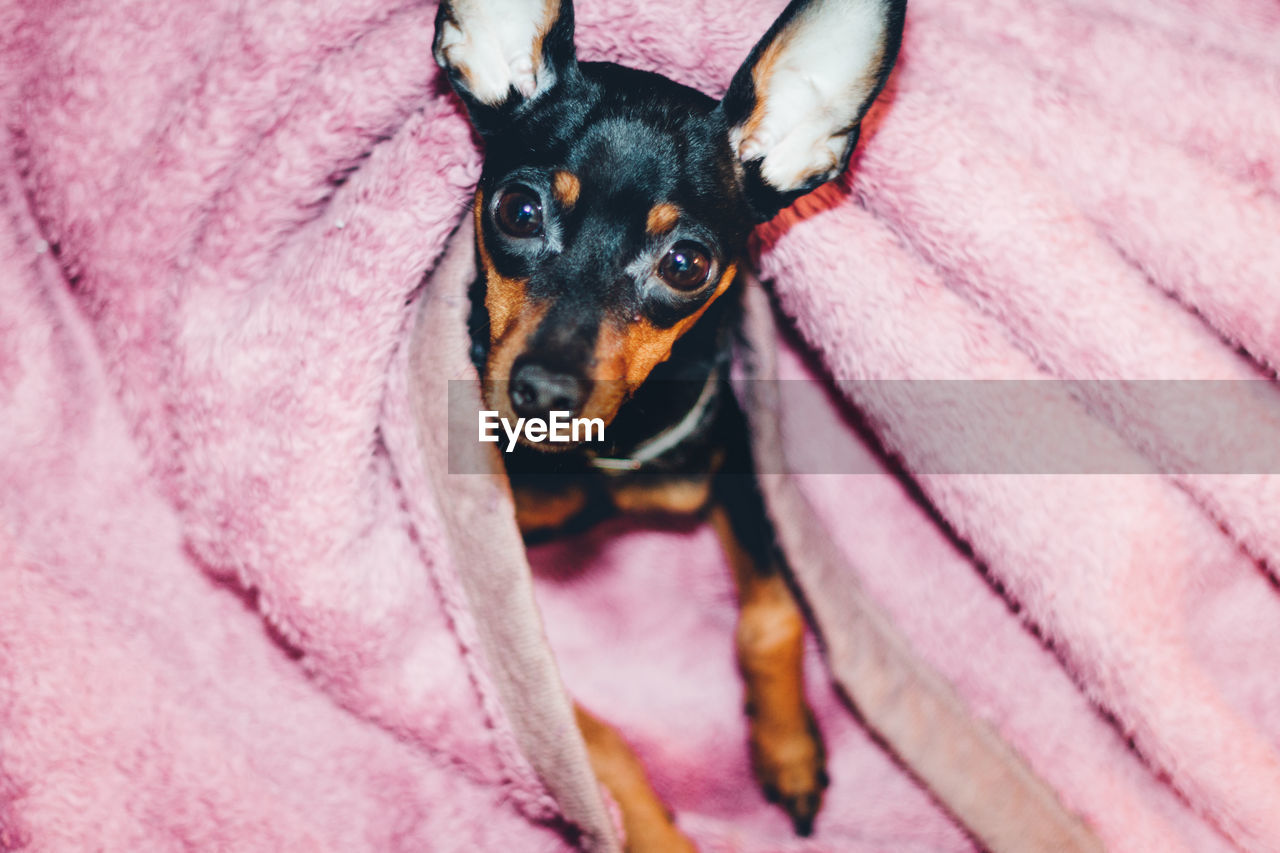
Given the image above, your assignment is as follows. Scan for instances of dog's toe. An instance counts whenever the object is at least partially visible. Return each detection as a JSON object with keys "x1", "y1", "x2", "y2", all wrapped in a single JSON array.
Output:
[
  {"x1": 749, "y1": 711, "x2": 827, "y2": 837},
  {"x1": 785, "y1": 791, "x2": 822, "y2": 837}
]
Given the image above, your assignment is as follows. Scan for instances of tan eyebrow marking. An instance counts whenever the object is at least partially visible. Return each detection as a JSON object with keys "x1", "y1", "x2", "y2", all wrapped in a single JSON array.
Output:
[
  {"x1": 552, "y1": 170, "x2": 580, "y2": 207},
  {"x1": 645, "y1": 202, "x2": 680, "y2": 236}
]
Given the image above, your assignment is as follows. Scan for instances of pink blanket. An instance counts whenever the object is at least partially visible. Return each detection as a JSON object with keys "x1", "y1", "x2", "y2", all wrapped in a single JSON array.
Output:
[{"x1": 3, "y1": 0, "x2": 1279, "y2": 850}]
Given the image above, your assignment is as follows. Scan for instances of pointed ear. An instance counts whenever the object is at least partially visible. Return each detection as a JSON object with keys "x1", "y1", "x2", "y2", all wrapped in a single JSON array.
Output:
[
  {"x1": 433, "y1": 0, "x2": 577, "y2": 135},
  {"x1": 719, "y1": 0, "x2": 906, "y2": 221}
]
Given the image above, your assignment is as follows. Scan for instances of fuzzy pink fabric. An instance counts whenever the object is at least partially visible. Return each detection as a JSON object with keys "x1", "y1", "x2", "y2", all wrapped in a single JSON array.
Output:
[{"x1": 2, "y1": 0, "x2": 1279, "y2": 850}]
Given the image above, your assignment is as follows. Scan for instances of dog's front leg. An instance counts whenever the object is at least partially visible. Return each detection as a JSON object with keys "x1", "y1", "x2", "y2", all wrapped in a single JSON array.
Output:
[
  {"x1": 512, "y1": 484, "x2": 696, "y2": 851},
  {"x1": 710, "y1": 477, "x2": 828, "y2": 837},
  {"x1": 574, "y1": 704, "x2": 698, "y2": 852}
]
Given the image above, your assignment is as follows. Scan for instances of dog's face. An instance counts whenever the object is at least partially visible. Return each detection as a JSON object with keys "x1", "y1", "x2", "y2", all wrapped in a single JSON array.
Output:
[
  {"x1": 468, "y1": 66, "x2": 752, "y2": 432},
  {"x1": 435, "y1": 0, "x2": 904, "y2": 434}
]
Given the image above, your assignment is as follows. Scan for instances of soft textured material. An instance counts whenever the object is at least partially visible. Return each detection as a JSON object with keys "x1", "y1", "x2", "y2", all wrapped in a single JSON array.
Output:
[{"x1": 2, "y1": 0, "x2": 1279, "y2": 850}]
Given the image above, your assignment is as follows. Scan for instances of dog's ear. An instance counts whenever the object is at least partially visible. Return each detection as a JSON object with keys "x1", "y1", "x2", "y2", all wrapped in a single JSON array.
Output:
[
  {"x1": 719, "y1": 0, "x2": 906, "y2": 222},
  {"x1": 434, "y1": 0, "x2": 578, "y2": 135}
]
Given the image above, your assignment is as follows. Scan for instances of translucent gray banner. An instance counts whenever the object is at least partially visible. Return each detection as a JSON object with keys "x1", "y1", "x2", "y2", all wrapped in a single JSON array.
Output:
[{"x1": 445, "y1": 379, "x2": 1280, "y2": 475}]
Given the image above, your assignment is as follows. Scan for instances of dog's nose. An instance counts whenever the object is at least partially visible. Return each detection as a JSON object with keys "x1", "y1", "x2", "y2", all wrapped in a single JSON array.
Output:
[{"x1": 509, "y1": 362, "x2": 587, "y2": 419}]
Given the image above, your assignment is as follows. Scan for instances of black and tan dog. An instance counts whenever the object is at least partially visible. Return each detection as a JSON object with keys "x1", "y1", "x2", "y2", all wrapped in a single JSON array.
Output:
[{"x1": 434, "y1": 0, "x2": 904, "y2": 847}]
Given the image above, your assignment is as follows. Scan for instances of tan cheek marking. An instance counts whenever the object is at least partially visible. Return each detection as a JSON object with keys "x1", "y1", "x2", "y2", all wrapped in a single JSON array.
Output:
[
  {"x1": 481, "y1": 299, "x2": 548, "y2": 422},
  {"x1": 645, "y1": 202, "x2": 680, "y2": 236},
  {"x1": 473, "y1": 192, "x2": 548, "y2": 417},
  {"x1": 552, "y1": 170, "x2": 580, "y2": 208},
  {"x1": 474, "y1": 191, "x2": 528, "y2": 342},
  {"x1": 580, "y1": 263, "x2": 738, "y2": 423}
]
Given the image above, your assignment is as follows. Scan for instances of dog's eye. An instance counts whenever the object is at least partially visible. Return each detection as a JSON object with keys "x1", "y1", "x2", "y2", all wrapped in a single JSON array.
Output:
[
  {"x1": 658, "y1": 241, "x2": 711, "y2": 290},
  {"x1": 495, "y1": 187, "x2": 543, "y2": 238}
]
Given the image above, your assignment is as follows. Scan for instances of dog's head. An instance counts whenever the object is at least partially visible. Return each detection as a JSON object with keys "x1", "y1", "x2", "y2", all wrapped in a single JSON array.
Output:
[{"x1": 435, "y1": 0, "x2": 904, "y2": 436}]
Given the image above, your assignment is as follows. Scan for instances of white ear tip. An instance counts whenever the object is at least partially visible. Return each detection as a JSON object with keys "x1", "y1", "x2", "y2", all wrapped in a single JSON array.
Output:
[{"x1": 435, "y1": 0, "x2": 564, "y2": 108}]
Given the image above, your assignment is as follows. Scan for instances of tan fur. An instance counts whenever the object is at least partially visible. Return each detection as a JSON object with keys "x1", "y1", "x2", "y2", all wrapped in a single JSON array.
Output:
[
  {"x1": 530, "y1": 0, "x2": 560, "y2": 81},
  {"x1": 575, "y1": 705, "x2": 697, "y2": 852},
  {"x1": 552, "y1": 170, "x2": 581, "y2": 207},
  {"x1": 607, "y1": 475, "x2": 713, "y2": 515},
  {"x1": 645, "y1": 202, "x2": 680, "y2": 236},
  {"x1": 513, "y1": 483, "x2": 588, "y2": 532},
  {"x1": 579, "y1": 263, "x2": 738, "y2": 425},
  {"x1": 474, "y1": 192, "x2": 553, "y2": 422},
  {"x1": 475, "y1": 190, "x2": 530, "y2": 342},
  {"x1": 709, "y1": 503, "x2": 825, "y2": 830}
]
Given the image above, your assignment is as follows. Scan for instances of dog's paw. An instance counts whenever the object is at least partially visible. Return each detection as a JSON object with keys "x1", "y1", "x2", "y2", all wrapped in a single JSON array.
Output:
[{"x1": 750, "y1": 710, "x2": 828, "y2": 837}]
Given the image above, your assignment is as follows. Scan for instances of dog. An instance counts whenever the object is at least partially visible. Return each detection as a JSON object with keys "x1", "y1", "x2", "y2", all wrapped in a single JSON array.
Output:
[{"x1": 433, "y1": 0, "x2": 905, "y2": 847}]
